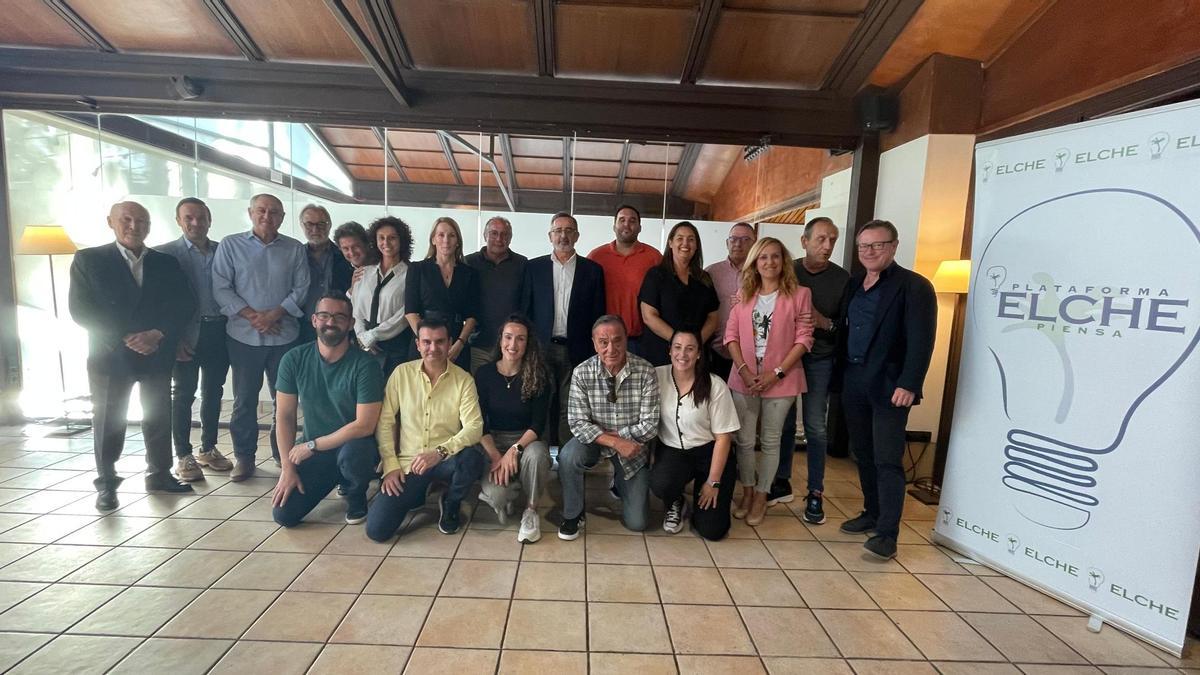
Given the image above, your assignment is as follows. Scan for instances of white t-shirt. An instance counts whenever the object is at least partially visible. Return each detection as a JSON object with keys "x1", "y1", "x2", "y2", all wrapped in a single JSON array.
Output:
[
  {"x1": 752, "y1": 291, "x2": 778, "y2": 359},
  {"x1": 656, "y1": 366, "x2": 741, "y2": 450}
]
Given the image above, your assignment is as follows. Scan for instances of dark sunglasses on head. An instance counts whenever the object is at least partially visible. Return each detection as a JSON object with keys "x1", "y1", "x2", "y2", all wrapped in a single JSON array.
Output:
[{"x1": 606, "y1": 376, "x2": 618, "y2": 404}]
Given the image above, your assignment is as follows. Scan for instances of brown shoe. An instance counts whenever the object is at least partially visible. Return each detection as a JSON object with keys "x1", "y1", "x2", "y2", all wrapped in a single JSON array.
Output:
[
  {"x1": 175, "y1": 454, "x2": 204, "y2": 482},
  {"x1": 196, "y1": 447, "x2": 233, "y2": 471},
  {"x1": 230, "y1": 459, "x2": 255, "y2": 482},
  {"x1": 732, "y1": 487, "x2": 753, "y2": 520},
  {"x1": 746, "y1": 491, "x2": 768, "y2": 526}
]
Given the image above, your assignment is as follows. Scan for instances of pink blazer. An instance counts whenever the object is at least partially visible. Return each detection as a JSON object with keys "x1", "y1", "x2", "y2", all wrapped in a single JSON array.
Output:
[{"x1": 723, "y1": 286, "x2": 815, "y2": 398}]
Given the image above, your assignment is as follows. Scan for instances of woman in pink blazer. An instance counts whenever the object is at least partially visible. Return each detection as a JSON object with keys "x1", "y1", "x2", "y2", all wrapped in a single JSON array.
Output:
[{"x1": 723, "y1": 237, "x2": 814, "y2": 525}]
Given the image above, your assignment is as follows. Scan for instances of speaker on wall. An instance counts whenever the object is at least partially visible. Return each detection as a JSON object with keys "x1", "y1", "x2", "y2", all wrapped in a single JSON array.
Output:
[{"x1": 857, "y1": 93, "x2": 899, "y2": 132}]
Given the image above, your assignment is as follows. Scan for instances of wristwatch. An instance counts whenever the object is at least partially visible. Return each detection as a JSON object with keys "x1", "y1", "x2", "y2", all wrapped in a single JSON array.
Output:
[
  {"x1": 513, "y1": 443, "x2": 525, "y2": 454},
  {"x1": 306, "y1": 440, "x2": 317, "y2": 452},
  {"x1": 707, "y1": 480, "x2": 721, "y2": 489},
  {"x1": 774, "y1": 367, "x2": 786, "y2": 380},
  {"x1": 435, "y1": 445, "x2": 449, "y2": 459}
]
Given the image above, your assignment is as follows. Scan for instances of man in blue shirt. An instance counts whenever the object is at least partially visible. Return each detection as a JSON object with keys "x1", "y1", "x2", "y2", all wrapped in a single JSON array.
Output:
[
  {"x1": 272, "y1": 293, "x2": 383, "y2": 526},
  {"x1": 155, "y1": 197, "x2": 234, "y2": 483},
  {"x1": 212, "y1": 193, "x2": 310, "y2": 481}
]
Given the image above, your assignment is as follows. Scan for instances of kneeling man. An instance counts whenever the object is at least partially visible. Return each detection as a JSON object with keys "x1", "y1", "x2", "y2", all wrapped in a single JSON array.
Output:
[{"x1": 272, "y1": 293, "x2": 383, "y2": 526}]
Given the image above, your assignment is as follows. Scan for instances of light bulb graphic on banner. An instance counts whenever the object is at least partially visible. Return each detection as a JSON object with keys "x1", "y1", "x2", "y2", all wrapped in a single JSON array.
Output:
[{"x1": 972, "y1": 188, "x2": 1200, "y2": 530}]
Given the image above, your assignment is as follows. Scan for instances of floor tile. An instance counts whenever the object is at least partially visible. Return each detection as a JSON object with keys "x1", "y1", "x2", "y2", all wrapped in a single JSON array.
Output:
[
  {"x1": 403, "y1": 647, "x2": 497, "y2": 674},
  {"x1": 0, "y1": 513, "x2": 97, "y2": 543},
  {"x1": 784, "y1": 570, "x2": 875, "y2": 609},
  {"x1": 256, "y1": 522, "x2": 342, "y2": 553},
  {"x1": 364, "y1": 556, "x2": 451, "y2": 596},
  {"x1": 228, "y1": 496, "x2": 276, "y2": 522},
  {"x1": 0, "y1": 544, "x2": 109, "y2": 582},
  {"x1": 213, "y1": 551, "x2": 313, "y2": 590},
  {"x1": 588, "y1": 563, "x2": 660, "y2": 602},
  {"x1": 853, "y1": 571, "x2": 948, "y2": 610},
  {"x1": 0, "y1": 490, "x2": 92, "y2": 514},
  {"x1": 389, "y1": 527, "x2": 460, "y2": 558},
  {"x1": 113, "y1": 493, "x2": 199, "y2": 518},
  {"x1": 917, "y1": 573, "x2": 1022, "y2": 612},
  {"x1": 896, "y1": 544, "x2": 969, "y2": 574},
  {"x1": 760, "y1": 657, "x2": 854, "y2": 674},
  {"x1": 813, "y1": 608, "x2": 922, "y2": 659},
  {"x1": 739, "y1": 607, "x2": 839, "y2": 657},
  {"x1": 589, "y1": 652, "x2": 678, "y2": 674},
  {"x1": 513, "y1": 561, "x2": 585, "y2": 601},
  {"x1": 846, "y1": 659, "x2": 939, "y2": 674},
  {"x1": 156, "y1": 588, "x2": 279, "y2": 639},
  {"x1": 135, "y1": 549, "x2": 245, "y2": 588},
  {"x1": 706, "y1": 538, "x2": 778, "y2": 568},
  {"x1": 646, "y1": 535, "x2": 714, "y2": 566},
  {"x1": 55, "y1": 516, "x2": 159, "y2": 546},
  {"x1": 1034, "y1": 616, "x2": 1169, "y2": 666},
  {"x1": 455, "y1": 528, "x2": 524, "y2": 561},
  {"x1": 0, "y1": 583, "x2": 121, "y2": 632},
  {"x1": 0, "y1": 632, "x2": 54, "y2": 672},
  {"x1": 665, "y1": 603, "x2": 756, "y2": 654},
  {"x1": 172, "y1": 495, "x2": 256, "y2": 520},
  {"x1": 499, "y1": 649, "x2": 587, "y2": 674},
  {"x1": 963, "y1": 612, "x2": 1088, "y2": 664},
  {"x1": 70, "y1": 586, "x2": 200, "y2": 636},
  {"x1": 0, "y1": 543, "x2": 42, "y2": 568},
  {"x1": 764, "y1": 540, "x2": 842, "y2": 570},
  {"x1": 417, "y1": 597, "x2": 509, "y2": 648},
  {"x1": 890, "y1": 609, "x2": 1005, "y2": 661},
  {"x1": 289, "y1": 553, "x2": 382, "y2": 593},
  {"x1": 504, "y1": 599, "x2": 587, "y2": 651},
  {"x1": 325, "y1": 525, "x2": 394, "y2": 556},
  {"x1": 588, "y1": 602, "x2": 672, "y2": 653},
  {"x1": 587, "y1": 534, "x2": 650, "y2": 565},
  {"x1": 753, "y1": 515, "x2": 815, "y2": 540},
  {"x1": 124, "y1": 517, "x2": 222, "y2": 548},
  {"x1": 983, "y1": 577, "x2": 1086, "y2": 616},
  {"x1": 109, "y1": 637, "x2": 233, "y2": 675},
  {"x1": 657, "y1": 566, "x2": 733, "y2": 604},
  {"x1": 933, "y1": 664, "x2": 1023, "y2": 675},
  {"x1": 189, "y1": 520, "x2": 279, "y2": 551},
  {"x1": 208, "y1": 640, "x2": 321, "y2": 674},
  {"x1": 330, "y1": 593, "x2": 432, "y2": 646},
  {"x1": 1013, "y1": 666, "x2": 1103, "y2": 674},
  {"x1": 8, "y1": 634, "x2": 141, "y2": 675},
  {"x1": 439, "y1": 559, "x2": 517, "y2": 598},
  {"x1": 244, "y1": 590, "x2": 356, "y2": 642},
  {"x1": 720, "y1": 568, "x2": 803, "y2": 606},
  {"x1": 309, "y1": 644, "x2": 409, "y2": 675},
  {"x1": 519, "y1": 533, "x2": 585, "y2": 562},
  {"x1": 822, "y1": 541, "x2": 905, "y2": 572},
  {"x1": 0, "y1": 582, "x2": 46, "y2": 613}
]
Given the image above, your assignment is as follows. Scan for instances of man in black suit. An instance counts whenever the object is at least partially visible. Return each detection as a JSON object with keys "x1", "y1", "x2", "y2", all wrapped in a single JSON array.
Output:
[
  {"x1": 522, "y1": 212, "x2": 606, "y2": 445},
  {"x1": 836, "y1": 219, "x2": 937, "y2": 560},
  {"x1": 298, "y1": 204, "x2": 354, "y2": 343},
  {"x1": 69, "y1": 201, "x2": 198, "y2": 511}
]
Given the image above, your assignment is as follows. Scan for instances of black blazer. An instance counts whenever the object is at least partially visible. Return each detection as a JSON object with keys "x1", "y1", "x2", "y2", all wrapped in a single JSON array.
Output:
[
  {"x1": 68, "y1": 243, "x2": 196, "y2": 375},
  {"x1": 522, "y1": 254, "x2": 606, "y2": 366},
  {"x1": 331, "y1": 246, "x2": 354, "y2": 295},
  {"x1": 835, "y1": 262, "x2": 937, "y2": 406}
]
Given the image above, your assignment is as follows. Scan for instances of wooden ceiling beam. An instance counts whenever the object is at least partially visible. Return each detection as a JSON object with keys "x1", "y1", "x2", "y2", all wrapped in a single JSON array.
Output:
[
  {"x1": 358, "y1": 0, "x2": 414, "y2": 71},
  {"x1": 533, "y1": 0, "x2": 556, "y2": 77},
  {"x1": 323, "y1": 0, "x2": 412, "y2": 106},
  {"x1": 680, "y1": 0, "x2": 721, "y2": 85},
  {"x1": 615, "y1": 141, "x2": 631, "y2": 196},
  {"x1": 437, "y1": 131, "x2": 464, "y2": 185},
  {"x1": 823, "y1": 0, "x2": 924, "y2": 96},
  {"x1": 670, "y1": 143, "x2": 699, "y2": 198},
  {"x1": 42, "y1": 0, "x2": 115, "y2": 53},
  {"x1": 201, "y1": 0, "x2": 264, "y2": 61},
  {"x1": 498, "y1": 133, "x2": 519, "y2": 191},
  {"x1": 372, "y1": 127, "x2": 409, "y2": 182}
]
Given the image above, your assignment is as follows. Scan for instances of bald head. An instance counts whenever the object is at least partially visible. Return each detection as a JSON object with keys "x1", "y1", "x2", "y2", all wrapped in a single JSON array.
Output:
[{"x1": 108, "y1": 201, "x2": 151, "y2": 253}]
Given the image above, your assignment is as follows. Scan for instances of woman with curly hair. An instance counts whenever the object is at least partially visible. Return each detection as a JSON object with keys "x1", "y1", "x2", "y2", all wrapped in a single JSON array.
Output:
[
  {"x1": 349, "y1": 216, "x2": 414, "y2": 375},
  {"x1": 474, "y1": 314, "x2": 552, "y2": 544}
]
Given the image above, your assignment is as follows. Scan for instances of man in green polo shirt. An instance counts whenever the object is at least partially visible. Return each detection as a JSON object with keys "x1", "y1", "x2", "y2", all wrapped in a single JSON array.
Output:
[{"x1": 271, "y1": 293, "x2": 383, "y2": 525}]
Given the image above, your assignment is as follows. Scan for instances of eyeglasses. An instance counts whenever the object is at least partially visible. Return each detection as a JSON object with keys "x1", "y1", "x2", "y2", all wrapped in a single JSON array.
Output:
[
  {"x1": 314, "y1": 311, "x2": 351, "y2": 323},
  {"x1": 302, "y1": 221, "x2": 330, "y2": 228},
  {"x1": 606, "y1": 376, "x2": 618, "y2": 404},
  {"x1": 550, "y1": 228, "x2": 578, "y2": 236},
  {"x1": 855, "y1": 240, "x2": 895, "y2": 252},
  {"x1": 727, "y1": 236, "x2": 753, "y2": 244}
]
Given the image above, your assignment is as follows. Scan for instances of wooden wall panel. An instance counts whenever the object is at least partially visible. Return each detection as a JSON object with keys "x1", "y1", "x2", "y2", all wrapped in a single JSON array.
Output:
[
  {"x1": 0, "y1": 1, "x2": 93, "y2": 48},
  {"x1": 708, "y1": 146, "x2": 834, "y2": 221},
  {"x1": 69, "y1": 0, "x2": 241, "y2": 57},
  {"x1": 323, "y1": 127, "x2": 379, "y2": 148},
  {"x1": 226, "y1": 0, "x2": 364, "y2": 63}
]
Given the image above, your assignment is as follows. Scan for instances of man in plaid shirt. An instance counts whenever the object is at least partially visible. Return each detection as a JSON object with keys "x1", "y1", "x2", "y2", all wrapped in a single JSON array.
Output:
[{"x1": 558, "y1": 315, "x2": 660, "y2": 539}]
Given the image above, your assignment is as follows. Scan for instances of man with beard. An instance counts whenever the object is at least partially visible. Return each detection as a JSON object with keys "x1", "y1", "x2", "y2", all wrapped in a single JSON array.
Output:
[
  {"x1": 271, "y1": 294, "x2": 384, "y2": 526},
  {"x1": 588, "y1": 205, "x2": 662, "y2": 356},
  {"x1": 298, "y1": 204, "x2": 354, "y2": 343}
]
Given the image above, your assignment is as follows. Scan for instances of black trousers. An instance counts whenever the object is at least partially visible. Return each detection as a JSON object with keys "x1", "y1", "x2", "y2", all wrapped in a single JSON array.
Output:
[
  {"x1": 272, "y1": 436, "x2": 379, "y2": 526},
  {"x1": 90, "y1": 363, "x2": 173, "y2": 486},
  {"x1": 707, "y1": 346, "x2": 734, "y2": 384},
  {"x1": 544, "y1": 342, "x2": 574, "y2": 446},
  {"x1": 170, "y1": 319, "x2": 229, "y2": 457},
  {"x1": 841, "y1": 363, "x2": 911, "y2": 540},
  {"x1": 649, "y1": 441, "x2": 737, "y2": 541}
]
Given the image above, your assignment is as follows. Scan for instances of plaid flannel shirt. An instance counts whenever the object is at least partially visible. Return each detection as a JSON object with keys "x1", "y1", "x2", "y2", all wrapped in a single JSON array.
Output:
[{"x1": 566, "y1": 352, "x2": 660, "y2": 479}]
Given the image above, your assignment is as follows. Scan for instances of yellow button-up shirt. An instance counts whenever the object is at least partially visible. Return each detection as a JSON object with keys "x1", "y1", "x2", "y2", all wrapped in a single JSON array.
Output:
[{"x1": 376, "y1": 359, "x2": 483, "y2": 475}]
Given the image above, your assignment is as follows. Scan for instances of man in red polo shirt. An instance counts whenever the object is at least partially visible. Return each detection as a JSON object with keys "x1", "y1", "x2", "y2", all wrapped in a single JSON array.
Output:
[{"x1": 587, "y1": 205, "x2": 662, "y2": 356}]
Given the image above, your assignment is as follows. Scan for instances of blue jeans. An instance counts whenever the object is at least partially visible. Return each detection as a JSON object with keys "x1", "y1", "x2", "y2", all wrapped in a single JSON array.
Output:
[
  {"x1": 365, "y1": 446, "x2": 486, "y2": 541},
  {"x1": 558, "y1": 438, "x2": 649, "y2": 532},
  {"x1": 272, "y1": 436, "x2": 379, "y2": 526},
  {"x1": 777, "y1": 353, "x2": 835, "y2": 493},
  {"x1": 226, "y1": 339, "x2": 289, "y2": 463}
]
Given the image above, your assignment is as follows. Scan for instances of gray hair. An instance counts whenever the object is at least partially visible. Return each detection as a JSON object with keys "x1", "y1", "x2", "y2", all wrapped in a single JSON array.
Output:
[
  {"x1": 591, "y1": 314, "x2": 627, "y2": 335},
  {"x1": 485, "y1": 216, "x2": 512, "y2": 231},
  {"x1": 803, "y1": 216, "x2": 836, "y2": 238}
]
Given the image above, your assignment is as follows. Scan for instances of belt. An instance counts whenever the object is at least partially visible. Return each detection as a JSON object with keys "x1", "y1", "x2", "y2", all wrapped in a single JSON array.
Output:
[
  {"x1": 550, "y1": 336, "x2": 568, "y2": 345},
  {"x1": 199, "y1": 315, "x2": 226, "y2": 322}
]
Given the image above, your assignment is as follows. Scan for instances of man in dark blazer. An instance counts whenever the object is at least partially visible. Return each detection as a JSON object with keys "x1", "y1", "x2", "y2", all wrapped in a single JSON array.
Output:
[
  {"x1": 69, "y1": 201, "x2": 197, "y2": 511},
  {"x1": 522, "y1": 212, "x2": 606, "y2": 445},
  {"x1": 835, "y1": 219, "x2": 937, "y2": 560},
  {"x1": 297, "y1": 204, "x2": 354, "y2": 343}
]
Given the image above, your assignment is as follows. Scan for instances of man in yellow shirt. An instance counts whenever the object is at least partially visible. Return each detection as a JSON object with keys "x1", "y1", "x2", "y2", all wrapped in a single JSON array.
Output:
[{"x1": 367, "y1": 317, "x2": 485, "y2": 539}]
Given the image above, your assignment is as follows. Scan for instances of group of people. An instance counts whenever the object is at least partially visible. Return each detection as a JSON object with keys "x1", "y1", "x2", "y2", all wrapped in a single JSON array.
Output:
[{"x1": 69, "y1": 194, "x2": 935, "y2": 560}]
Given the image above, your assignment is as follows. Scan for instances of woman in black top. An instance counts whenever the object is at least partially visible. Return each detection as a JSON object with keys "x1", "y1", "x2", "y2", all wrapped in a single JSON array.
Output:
[
  {"x1": 404, "y1": 216, "x2": 480, "y2": 371},
  {"x1": 475, "y1": 314, "x2": 552, "y2": 544},
  {"x1": 638, "y1": 221, "x2": 720, "y2": 366}
]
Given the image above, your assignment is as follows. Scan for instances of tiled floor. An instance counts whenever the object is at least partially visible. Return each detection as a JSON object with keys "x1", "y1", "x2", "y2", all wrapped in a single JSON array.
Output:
[{"x1": 0, "y1": 417, "x2": 1196, "y2": 674}]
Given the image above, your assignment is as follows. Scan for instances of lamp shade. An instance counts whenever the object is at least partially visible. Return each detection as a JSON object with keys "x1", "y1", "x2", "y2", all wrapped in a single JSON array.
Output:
[
  {"x1": 17, "y1": 225, "x2": 76, "y2": 255},
  {"x1": 932, "y1": 259, "x2": 971, "y2": 294}
]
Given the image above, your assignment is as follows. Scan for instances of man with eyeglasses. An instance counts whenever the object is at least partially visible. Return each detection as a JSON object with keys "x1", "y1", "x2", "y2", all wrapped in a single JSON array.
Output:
[
  {"x1": 557, "y1": 315, "x2": 660, "y2": 539},
  {"x1": 298, "y1": 204, "x2": 354, "y2": 344},
  {"x1": 465, "y1": 216, "x2": 528, "y2": 374},
  {"x1": 271, "y1": 294, "x2": 383, "y2": 526},
  {"x1": 835, "y1": 219, "x2": 936, "y2": 561},
  {"x1": 523, "y1": 212, "x2": 606, "y2": 445},
  {"x1": 704, "y1": 222, "x2": 756, "y2": 379}
]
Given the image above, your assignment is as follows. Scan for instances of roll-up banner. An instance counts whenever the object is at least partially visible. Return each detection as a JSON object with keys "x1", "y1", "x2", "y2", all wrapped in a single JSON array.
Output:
[{"x1": 935, "y1": 99, "x2": 1200, "y2": 655}]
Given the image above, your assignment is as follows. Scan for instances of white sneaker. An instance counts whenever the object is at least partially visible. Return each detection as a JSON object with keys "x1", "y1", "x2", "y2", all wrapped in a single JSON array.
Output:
[
  {"x1": 517, "y1": 507, "x2": 541, "y2": 544},
  {"x1": 663, "y1": 498, "x2": 685, "y2": 534}
]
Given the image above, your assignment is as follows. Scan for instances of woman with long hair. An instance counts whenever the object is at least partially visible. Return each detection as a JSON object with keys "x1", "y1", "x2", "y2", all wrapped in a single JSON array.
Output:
[
  {"x1": 649, "y1": 330, "x2": 739, "y2": 540},
  {"x1": 475, "y1": 314, "x2": 552, "y2": 544},
  {"x1": 724, "y1": 237, "x2": 814, "y2": 525},
  {"x1": 404, "y1": 216, "x2": 480, "y2": 371},
  {"x1": 349, "y1": 216, "x2": 414, "y2": 375},
  {"x1": 638, "y1": 221, "x2": 720, "y2": 367}
]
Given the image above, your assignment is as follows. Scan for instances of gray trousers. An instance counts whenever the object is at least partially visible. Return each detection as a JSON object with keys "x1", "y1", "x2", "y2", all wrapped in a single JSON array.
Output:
[
  {"x1": 732, "y1": 391, "x2": 794, "y2": 493},
  {"x1": 478, "y1": 431, "x2": 551, "y2": 513}
]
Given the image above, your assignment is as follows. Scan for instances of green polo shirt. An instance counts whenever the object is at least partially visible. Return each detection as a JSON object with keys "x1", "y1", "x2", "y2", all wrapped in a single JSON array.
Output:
[{"x1": 276, "y1": 341, "x2": 384, "y2": 441}]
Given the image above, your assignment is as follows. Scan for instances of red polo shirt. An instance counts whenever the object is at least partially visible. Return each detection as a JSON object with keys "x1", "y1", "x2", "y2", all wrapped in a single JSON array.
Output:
[{"x1": 587, "y1": 241, "x2": 662, "y2": 337}]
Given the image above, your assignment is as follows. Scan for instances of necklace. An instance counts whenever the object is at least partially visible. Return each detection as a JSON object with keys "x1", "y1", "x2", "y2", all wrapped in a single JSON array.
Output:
[{"x1": 503, "y1": 373, "x2": 518, "y2": 390}]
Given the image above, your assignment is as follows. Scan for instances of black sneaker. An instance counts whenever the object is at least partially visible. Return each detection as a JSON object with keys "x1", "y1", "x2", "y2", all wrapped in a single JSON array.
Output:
[
  {"x1": 839, "y1": 511, "x2": 876, "y2": 535},
  {"x1": 558, "y1": 513, "x2": 585, "y2": 541},
  {"x1": 766, "y1": 478, "x2": 794, "y2": 506},
  {"x1": 345, "y1": 507, "x2": 367, "y2": 525},
  {"x1": 864, "y1": 535, "x2": 897, "y2": 560},
  {"x1": 803, "y1": 492, "x2": 826, "y2": 525},
  {"x1": 438, "y1": 495, "x2": 460, "y2": 535}
]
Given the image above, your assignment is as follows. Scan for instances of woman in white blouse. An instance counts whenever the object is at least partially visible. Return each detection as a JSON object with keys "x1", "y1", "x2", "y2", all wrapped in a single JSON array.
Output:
[
  {"x1": 649, "y1": 330, "x2": 740, "y2": 540},
  {"x1": 350, "y1": 216, "x2": 414, "y2": 375}
]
